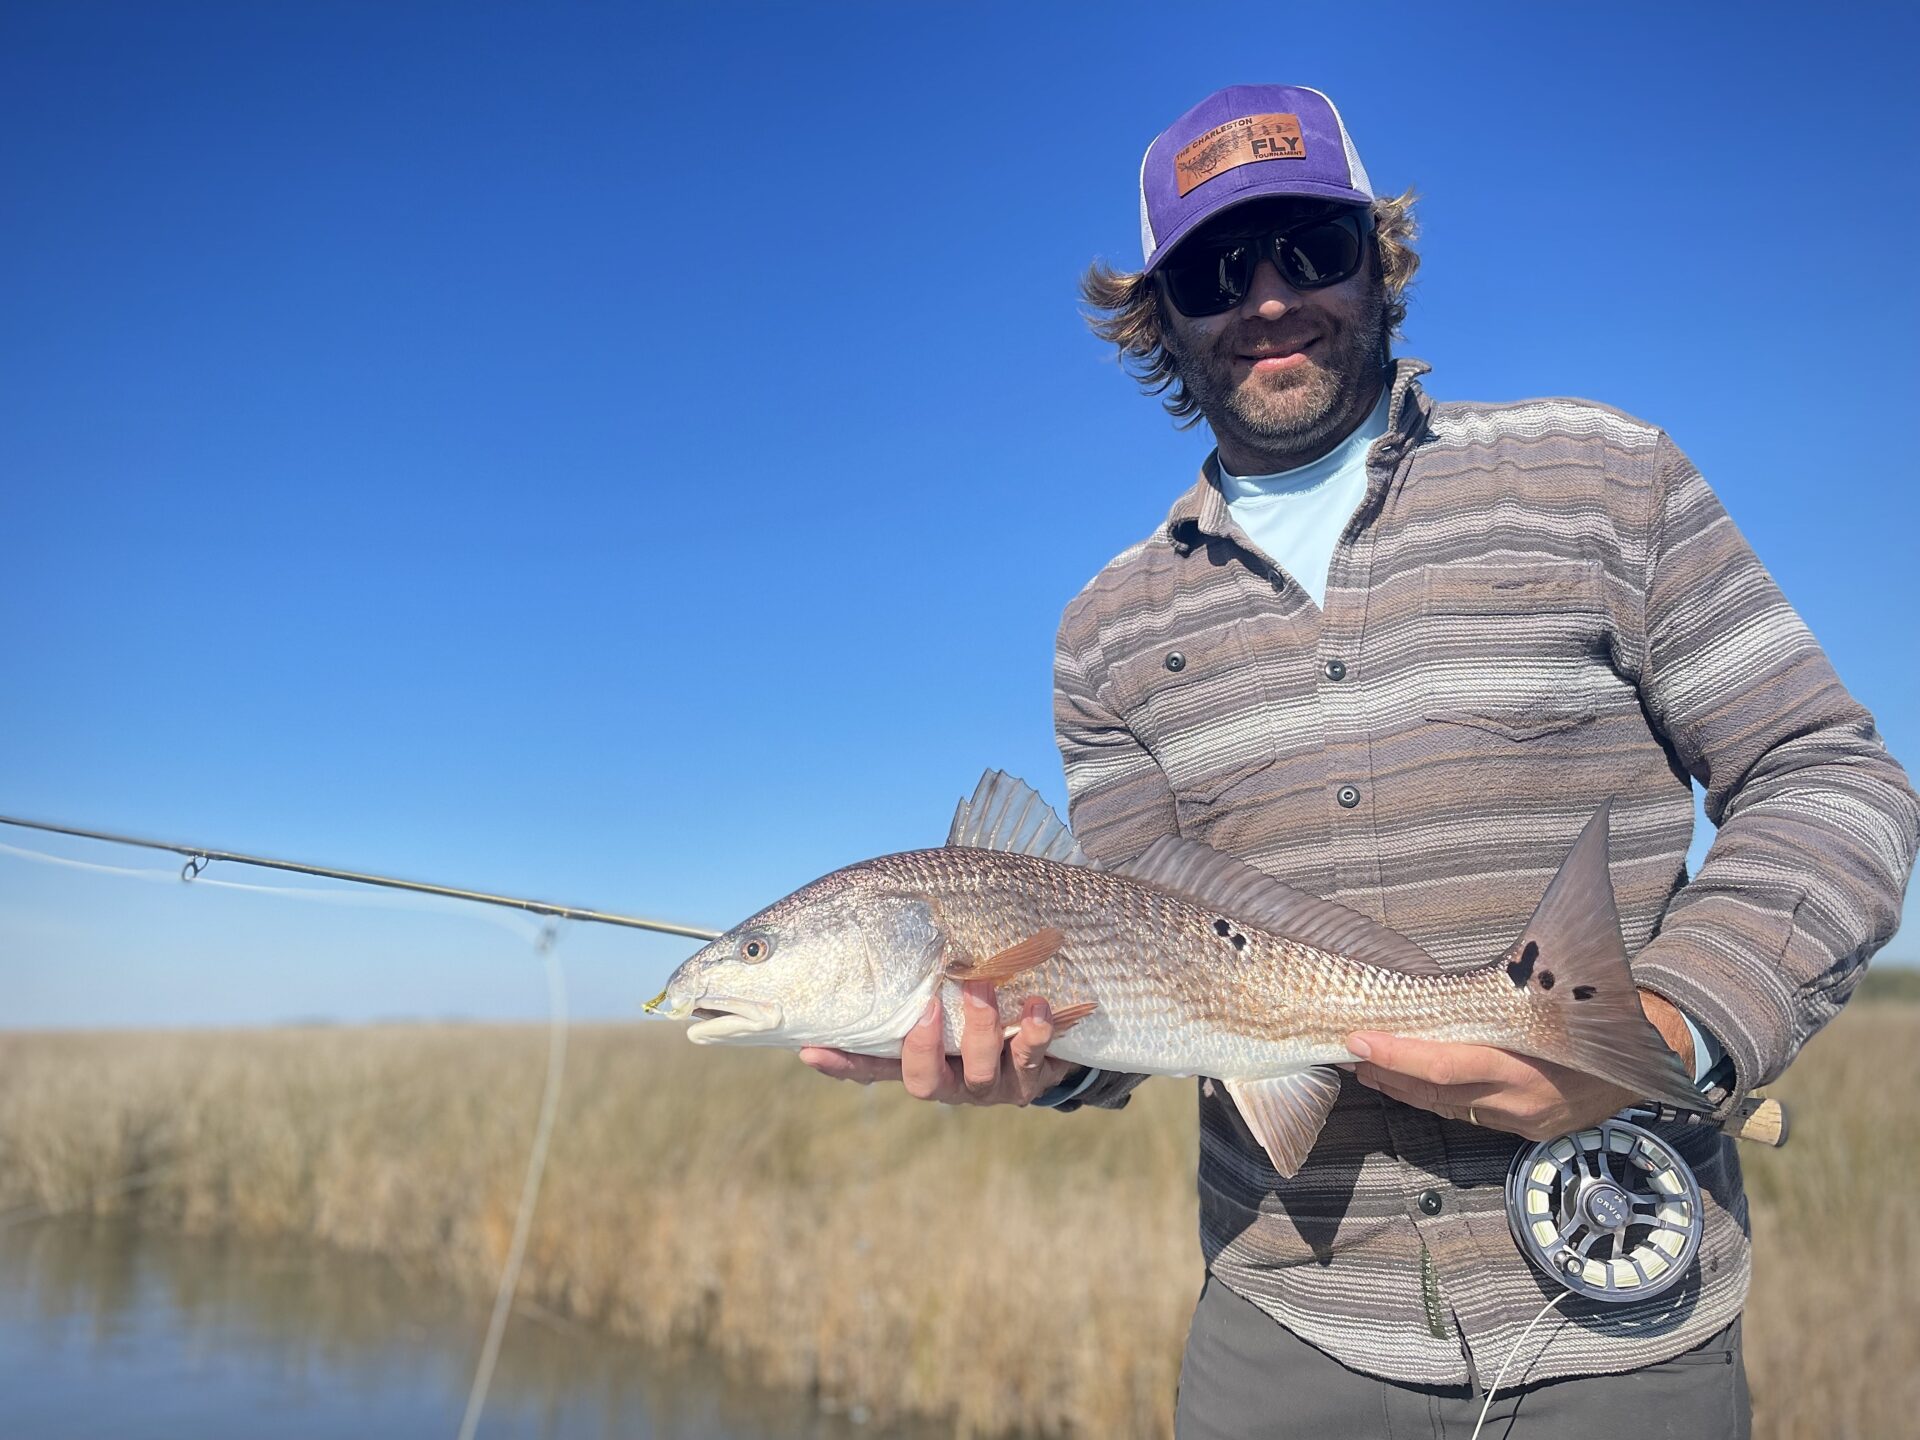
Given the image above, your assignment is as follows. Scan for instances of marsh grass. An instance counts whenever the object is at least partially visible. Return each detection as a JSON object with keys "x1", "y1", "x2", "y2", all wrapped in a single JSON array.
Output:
[
  {"x1": 0, "y1": 999, "x2": 1912, "y2": 1438},
  {"x1": 1739, "y1": 1003, "x2": 1919, "y2": 1439}
]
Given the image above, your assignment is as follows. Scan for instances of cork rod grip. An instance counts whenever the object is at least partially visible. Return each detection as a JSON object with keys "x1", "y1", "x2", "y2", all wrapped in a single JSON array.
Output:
[{"x1": 1722, "y1": 1095, "x2": 1789, "y2": 1147}]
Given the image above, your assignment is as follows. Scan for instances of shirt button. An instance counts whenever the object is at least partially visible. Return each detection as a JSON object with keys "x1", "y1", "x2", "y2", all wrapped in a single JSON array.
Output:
[
  {"x1": 1336, "y1": 784, "x2": 1361, "y2": 809},
  {"x1": 1324, "y1": 658, "x2": 1347, "y2": 681},
  {"x1": 1419, "y1": 1189, "x2": 1444, "y2": 1216},
  {"x1": 1164, "y1": 651, "x2": 1187, "y2": 673}
]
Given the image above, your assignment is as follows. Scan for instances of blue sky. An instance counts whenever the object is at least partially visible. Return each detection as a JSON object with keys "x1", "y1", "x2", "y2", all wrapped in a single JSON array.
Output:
[{"x1": 3, "y1": 1, "x2": 1916, "y2": 1028}]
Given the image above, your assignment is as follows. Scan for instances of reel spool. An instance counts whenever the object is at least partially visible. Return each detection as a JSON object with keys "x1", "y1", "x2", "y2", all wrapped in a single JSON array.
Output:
[{"x1": 1504, "y1": 1116, "x2": 1703, "y2": 1303}]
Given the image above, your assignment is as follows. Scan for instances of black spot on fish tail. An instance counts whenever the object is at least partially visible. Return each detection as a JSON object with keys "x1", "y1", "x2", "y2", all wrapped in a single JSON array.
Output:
[
  {"x1": 1572, "y1": 984, "x2": 1597, "y2": 1002},
  {"x1": 1231, "y1": 933, "x2": 1247, "y2": 951},
  {"x1": 1213, "y1": 918, "x2": 1232, "y2": 937},
  {"x1": 1538, "y1": 969, "x2": 1555, "y2": 991},
  {"x1": 1505, "y1": 940, "x2": 1539, "y2": 988}
]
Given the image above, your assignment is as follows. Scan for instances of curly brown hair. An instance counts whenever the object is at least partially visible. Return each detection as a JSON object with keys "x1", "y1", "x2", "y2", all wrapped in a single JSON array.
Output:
[{"x1": 1080, "y1": 190, "x2": 1421, "y2": 426}]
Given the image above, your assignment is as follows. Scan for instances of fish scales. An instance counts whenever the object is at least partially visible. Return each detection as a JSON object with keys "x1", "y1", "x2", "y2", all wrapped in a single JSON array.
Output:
[{"x1": 856, "y1": 848, "x2": 1547, "y2": 1079}]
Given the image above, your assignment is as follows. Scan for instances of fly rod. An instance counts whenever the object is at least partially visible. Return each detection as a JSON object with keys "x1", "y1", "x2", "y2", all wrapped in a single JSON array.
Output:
[
  {"x1": 0, "y1": 813, "x2": 1790, "y2": 1142},
  {"x1": 0, "y1": 811, "x2": 721, "y2": 942}
]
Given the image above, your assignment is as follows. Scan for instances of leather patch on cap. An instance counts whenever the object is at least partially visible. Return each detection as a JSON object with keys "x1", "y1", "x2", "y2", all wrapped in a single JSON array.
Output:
[{"x1": 1173, "y1": 113, "x2": 1305, "y2": 197}]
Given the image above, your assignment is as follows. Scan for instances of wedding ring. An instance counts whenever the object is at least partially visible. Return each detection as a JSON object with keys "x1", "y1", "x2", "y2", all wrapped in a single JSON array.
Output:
[{"x1": 1468, "y1": 1105, "x2": 1480, "y2": 1126}]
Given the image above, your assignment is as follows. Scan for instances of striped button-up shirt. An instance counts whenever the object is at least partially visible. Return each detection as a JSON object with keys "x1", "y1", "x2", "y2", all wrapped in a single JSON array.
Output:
[{"x1": 1051, "y1": 357, "x2": 1919, "y2": 1385}]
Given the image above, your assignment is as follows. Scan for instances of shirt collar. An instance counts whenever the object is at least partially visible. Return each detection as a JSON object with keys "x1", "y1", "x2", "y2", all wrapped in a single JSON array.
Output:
[
  {"x1": 1218, "y1": 383, "x2": 1391, "y2": 499},
  {"x1": 1164, "y1": 356, "x2": 1432, "y2": 551}
]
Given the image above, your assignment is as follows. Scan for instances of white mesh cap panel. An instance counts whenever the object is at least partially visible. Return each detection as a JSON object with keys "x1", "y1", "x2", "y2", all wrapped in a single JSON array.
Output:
[
  {"x1": 1138, "y1": 141, "x2": 1157, "y2": 264},
  {"x1": 1299, "y1": 86, "x2": 1374, "y2": 199}
]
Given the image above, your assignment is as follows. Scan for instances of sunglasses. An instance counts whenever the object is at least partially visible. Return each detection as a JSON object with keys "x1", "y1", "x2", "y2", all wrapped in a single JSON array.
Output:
[{"x1": 1158, "y1": 209, "x2": 1371, "y2": 317}]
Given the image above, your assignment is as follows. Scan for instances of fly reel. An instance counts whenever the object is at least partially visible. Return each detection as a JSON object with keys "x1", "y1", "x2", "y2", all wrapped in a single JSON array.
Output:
[{"x1": 1504, "y1": 1116, "x2": 1704, "y2": 1303}]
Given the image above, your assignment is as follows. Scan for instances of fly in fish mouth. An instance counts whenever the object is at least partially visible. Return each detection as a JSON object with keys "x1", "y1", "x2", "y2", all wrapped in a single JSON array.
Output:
[{"x1": 685, "y1": 995, "x2": 781, "y2": 1043}]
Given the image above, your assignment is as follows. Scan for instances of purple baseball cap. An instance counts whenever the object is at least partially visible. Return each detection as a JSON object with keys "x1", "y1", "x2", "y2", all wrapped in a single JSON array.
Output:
[{"x1": 1139, "y1": 85, "x2": 1376, "y2": 272}]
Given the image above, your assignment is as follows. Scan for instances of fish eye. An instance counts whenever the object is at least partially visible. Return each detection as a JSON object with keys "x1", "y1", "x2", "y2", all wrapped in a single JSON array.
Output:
[{"x1": 738, "y1": 933, "x2": 774, "y2": 964}]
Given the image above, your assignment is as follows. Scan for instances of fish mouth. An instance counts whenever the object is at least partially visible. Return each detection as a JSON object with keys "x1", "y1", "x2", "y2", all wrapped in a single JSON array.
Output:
[{"x1": 685, "y1": 996, "x2": 782, "y2": 1043}]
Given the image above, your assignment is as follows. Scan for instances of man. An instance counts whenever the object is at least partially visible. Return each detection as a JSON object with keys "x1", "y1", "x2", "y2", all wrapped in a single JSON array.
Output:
[{"x1": 803, "y1": 84, "x2": 1919, "y2": 1436}]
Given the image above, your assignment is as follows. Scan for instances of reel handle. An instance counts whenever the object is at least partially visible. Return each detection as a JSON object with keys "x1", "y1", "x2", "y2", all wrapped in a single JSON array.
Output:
[{"x1": 1722, "y1": 1094, "x2": 1788, "y2": 1147}]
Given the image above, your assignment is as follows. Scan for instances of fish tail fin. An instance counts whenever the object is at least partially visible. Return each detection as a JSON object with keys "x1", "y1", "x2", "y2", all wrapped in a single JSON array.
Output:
[{"x1": 1498, "y1": 802, "x2": 1703, "y2": 1111}]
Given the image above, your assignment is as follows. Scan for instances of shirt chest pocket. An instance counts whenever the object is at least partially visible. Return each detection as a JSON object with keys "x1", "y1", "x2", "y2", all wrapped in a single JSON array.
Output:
[
  {"x1": 1108, "y1": 625, "x2": 1276, "y2": 805},
  {"x1": 1418, "y1": 560, "x2": 1618, "y2": 741}
]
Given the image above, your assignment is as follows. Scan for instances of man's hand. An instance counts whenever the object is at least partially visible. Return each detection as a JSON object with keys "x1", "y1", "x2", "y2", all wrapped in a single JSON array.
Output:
[
  {"x1": 1344, "y1": 989, "x2": 1696, "y2": 1142},
  {"x1": 798, "y1": 981, "x2": 1074, "y2": 1106}
]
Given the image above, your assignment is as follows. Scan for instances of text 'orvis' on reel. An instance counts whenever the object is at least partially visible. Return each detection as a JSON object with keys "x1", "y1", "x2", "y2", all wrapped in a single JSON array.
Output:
[{"x1": 1503, "y1": 1094, "x2": 1787, "y2": 1303}]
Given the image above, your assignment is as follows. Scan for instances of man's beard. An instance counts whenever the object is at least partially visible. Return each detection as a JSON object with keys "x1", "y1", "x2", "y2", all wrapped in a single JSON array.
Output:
[{"x1": 1165, "y1": 284, "x2": 1391, "y2": 468}]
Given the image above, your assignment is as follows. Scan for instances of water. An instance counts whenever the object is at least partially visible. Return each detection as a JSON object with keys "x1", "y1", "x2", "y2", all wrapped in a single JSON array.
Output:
[{"x1": 0, "y1": 1218, "x2": 900, "y2": 1439}]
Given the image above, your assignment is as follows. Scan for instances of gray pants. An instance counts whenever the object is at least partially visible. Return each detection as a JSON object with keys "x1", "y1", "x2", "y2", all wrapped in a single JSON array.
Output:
[{"x1": 1175, "y1": 1276, "x2": 1750, "y2": 1440}]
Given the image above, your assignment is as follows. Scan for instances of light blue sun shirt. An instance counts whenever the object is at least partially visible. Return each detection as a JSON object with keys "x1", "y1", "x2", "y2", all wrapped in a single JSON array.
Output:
[{"x1": 1216, "y1": 385, "x2": 1390, "y2": 611}]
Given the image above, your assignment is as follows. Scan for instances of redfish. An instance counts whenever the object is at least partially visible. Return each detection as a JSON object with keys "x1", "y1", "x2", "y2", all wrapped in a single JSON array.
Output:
[{"x1": 646, "y1": 772, "x2": 1701, "y2": 1175}]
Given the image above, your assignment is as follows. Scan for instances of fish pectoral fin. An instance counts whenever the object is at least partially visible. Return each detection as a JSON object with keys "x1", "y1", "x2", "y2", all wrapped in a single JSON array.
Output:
[
  {"x1": 943, "y1": 927, "x2": 1066, "y2": 985},
  {"x1": 1223, "y1": 1068, "x2": 1344, "y2": 1179}
]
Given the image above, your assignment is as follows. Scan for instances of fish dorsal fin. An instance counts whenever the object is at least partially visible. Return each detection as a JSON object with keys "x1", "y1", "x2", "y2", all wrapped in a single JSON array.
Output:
[
  {"x1": 1224, "y1": 1068, "x2": 1344, "y2": 1178},
  {"x1": 946, "y1": 770, "x2": 1089, "y2": 865},
  {"x1": 1118, "y1": 836, "x2": 1444, "y2": 977}
]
